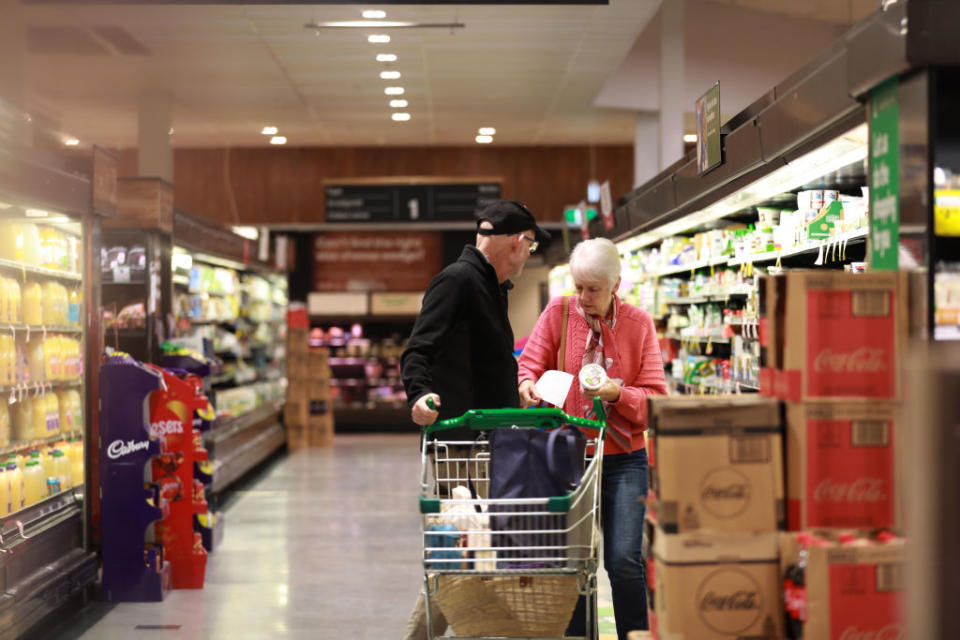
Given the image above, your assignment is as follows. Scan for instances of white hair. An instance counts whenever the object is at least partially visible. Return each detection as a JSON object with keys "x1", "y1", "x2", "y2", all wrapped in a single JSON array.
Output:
[{"x1": 570, "y1": 238, "x2": 621, "y2": 288}]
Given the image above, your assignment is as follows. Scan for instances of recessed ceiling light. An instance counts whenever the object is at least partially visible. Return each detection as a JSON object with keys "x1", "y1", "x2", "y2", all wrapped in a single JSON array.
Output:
[
  {"x1": 683, "y1": 133, "x2": 697, "y2": 143},
  {"x1": 362, "y1": 10, "x2": 387, "y2": 19},
  {"x1": 63, "y1": 138, "x2": 79, "y2": 147},
  {"x1": 262, "y1": 126, "x2": 279, "y2": 135},
  {"x1": 392, "y1": 113, "x2": 411, "y2": 122},
  {"x1": 368, "y1": 34, "x2": 391, "y2": 44},
  {"x1": 478, "y1": 127, "x2": 496, "y2": 136},
  {"x1": 380, "y1": 70, "x2": 401, "y2": 80},
  {"x1": 389, "y1": 99, "x2": 408, "y2": 108},
  {"x1": 376, "y1": 53, "x2": 397, "y2": 62},
  {"x1": 475, "y1": 135, "x2": 493, "y2": 144},
  {"x1": 270, "y1": 136, "x2": 287, "y2": 145},
  {"x1": 385, "y1": 87, "x2": 405, "y2": 95}
]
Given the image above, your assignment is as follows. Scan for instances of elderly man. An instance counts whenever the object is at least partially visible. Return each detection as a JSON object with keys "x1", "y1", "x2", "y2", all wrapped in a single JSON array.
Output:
[{"x1": 401, "y1": 199, "x2": 550, "y2": 640}]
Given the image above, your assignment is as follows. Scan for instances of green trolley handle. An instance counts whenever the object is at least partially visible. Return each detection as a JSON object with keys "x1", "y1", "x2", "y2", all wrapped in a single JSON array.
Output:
[{"x1": 422, "y1": 396, "x2": 606, "y2": 438}]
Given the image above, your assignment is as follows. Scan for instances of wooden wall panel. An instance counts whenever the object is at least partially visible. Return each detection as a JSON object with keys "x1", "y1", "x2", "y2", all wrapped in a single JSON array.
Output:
[{"x1": 148, "y1": 145, "x2": 634, "y2": 227}]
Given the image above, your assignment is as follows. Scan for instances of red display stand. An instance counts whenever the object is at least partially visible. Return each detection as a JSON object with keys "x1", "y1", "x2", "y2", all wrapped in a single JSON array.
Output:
[{"x1": 148, "y1": 366, "x2": 211, "y2": 589}]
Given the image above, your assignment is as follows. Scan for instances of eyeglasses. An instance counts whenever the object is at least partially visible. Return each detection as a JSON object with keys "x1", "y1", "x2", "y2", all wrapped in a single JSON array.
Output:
[{"x1": 519, "y1": 235, "x2": 538, "y2": 254}]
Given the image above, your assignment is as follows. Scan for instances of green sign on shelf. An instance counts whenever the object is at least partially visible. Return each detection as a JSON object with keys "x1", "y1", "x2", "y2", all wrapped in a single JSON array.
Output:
[
  {"x1": 869, "y1": 77, "x2": 899, "y2": 270},
  {"x1": 564, "y1": 206, "x2": 597, "y2": 227}
]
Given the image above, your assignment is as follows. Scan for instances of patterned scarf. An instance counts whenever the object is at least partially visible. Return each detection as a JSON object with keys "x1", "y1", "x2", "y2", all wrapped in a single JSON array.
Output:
[{"x1": 575, "y1": 296, "x2": 631, "y2": 450}]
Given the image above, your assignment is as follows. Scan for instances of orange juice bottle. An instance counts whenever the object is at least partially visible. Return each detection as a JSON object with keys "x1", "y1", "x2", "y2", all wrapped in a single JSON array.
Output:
[
  {"x1": 41, "y1": 282, "x2": 59, "y2": 326},
  {"x1": 22, "y1": 460, "x2": 44, "y2": 507},
  {"x1": 70, "y1": 450, "x2": 83, "y2": 488},
  {"x1": 8, "y1": 279, "x2": 20, "y2": 324},
  {"x1": 0, "y1": 334, "x2": 13, "y2": 385},
  {"x1": 12, "y1": 397, "x2": 32, "y2": 442},
  {"x1": 20, "y1": 223, "x2": 40, "y2": 267},
  {"x1": 52, "y1": 450, "x2": 70, "y2": 489},
  {"x1": 21, "y1": 281, "x2": 42, "y2": 325},
  {"x1": 0, "y1": 278, "x2": 8, "y2": 323},
  {"x1": 44, "y1": 393, "x2": 60, "y2": 437},
  {"x1": 31, "y1": 396, "x2": 47, "y2": 440},
  {"x1": 6, "y1": 463, "x2": 23, "y2": 513},
  {"x1": 27, "y1": 337, "x2": 45, "y2": 383},
  {"x1": 43, "y1": 336, "x2": 62, "y2": 382},
  {"x1": 0, "y1": 403, "x2": 9, "y2": 448},
  {"x1": 0, "y1": 467, "x2": 8, "y2": 515}
]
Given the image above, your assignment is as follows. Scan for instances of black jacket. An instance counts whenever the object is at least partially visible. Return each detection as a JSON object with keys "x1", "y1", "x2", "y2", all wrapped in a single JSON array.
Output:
[{"x1": 401, "y1": 245, "x2": 520, "y2": 439}]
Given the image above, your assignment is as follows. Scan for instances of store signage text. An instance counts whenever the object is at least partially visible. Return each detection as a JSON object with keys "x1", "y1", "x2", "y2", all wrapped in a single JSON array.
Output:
[
  {"x1": 324, "y1": 181, "x2": 501, "y2": 223},
  {"x1": 107, "y1": 439, "x2": 151, "y2": 459},
  {"x1": 869, "y1": 77, "x2": 900, "y2": 270}
]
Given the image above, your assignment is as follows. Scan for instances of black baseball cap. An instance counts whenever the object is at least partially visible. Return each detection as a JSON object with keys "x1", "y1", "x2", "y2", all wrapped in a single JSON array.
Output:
[{"x1": 475, "y1": 199, "x2": 551, "y2": 245}]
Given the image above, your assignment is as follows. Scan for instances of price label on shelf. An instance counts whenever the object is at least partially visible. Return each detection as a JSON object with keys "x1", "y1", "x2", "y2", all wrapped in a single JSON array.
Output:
[{"x1": 112, "y1": 266, "x2": 131, "y2": 283}]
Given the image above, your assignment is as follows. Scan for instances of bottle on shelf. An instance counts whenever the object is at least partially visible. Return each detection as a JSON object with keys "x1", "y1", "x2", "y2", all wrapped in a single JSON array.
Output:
[
  {"x1": 0, "y1": 403, "x2": 9, "y2": 448},
  {"x1": 0, "y1": 334, "x2": 15, "y2": 385},
  {"x1": 44, "y1": 393, "x2": 60, "y2": 438},
  {"x1": 22, "y1": 281, "x2": 42, "y2": 325},
  {"x1": 52, "y1": 449, "x2": 70, "y2": 490},
  {"x1": 23, "y1": 460, "x2": 45, "y2": 507},
  {"x1": 68, "y1": 287, "x2": 81, "y2": 326},
  {"x1": 12, "y1": 396, "x2": 33, "y2": 442},
  {"x1": 0, "y1": 467, "x2": 7, "y2": 516},
  {"x1": 8, "y1": 279, "x2": 20, "y2": 324},
  {"x1": 6, "y1": 462, "x2": 23, "y2": 513}
]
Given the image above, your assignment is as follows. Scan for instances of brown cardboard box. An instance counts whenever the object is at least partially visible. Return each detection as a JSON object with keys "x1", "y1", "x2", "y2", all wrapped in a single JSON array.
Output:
[
  {"x1": 309, "y1": 413, "x2": 335, "y2": 447},
  {"x1": 284, "y1": 399, "x2": 308, "y2": 429},
  {"x1": 649, "y1": 521, "x2": 783, "y2": 640},
  {"x1": 287, "y1": 354, "x2": 309, "y2": 380},
  {"x1": 288, "y1": 328, "x2": 309, "y2": 354},
  {"x1": 780, "y1": 533, "x2": 904, "y2": 640},
  {"x1": 759, "y1": 271, "x2": 907, "y2": 402},
  {"x1": 286, "y1": 425, "x2": 310, "y2": 450},
  {"x1": 785, "y1": 401, "x2": 897, "y2": 532},
  {"x1": 647, "y1": 396, "x2": 784, "y2": 534}
]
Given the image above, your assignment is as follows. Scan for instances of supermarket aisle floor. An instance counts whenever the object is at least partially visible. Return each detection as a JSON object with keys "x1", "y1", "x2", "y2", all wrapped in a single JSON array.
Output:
[{"x1": 76, "y1": 434, "x2": 426, "y2": 640}]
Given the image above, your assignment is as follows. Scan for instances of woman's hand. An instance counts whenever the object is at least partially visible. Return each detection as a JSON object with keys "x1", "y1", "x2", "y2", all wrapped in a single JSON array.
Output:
[
  {"x1": 519, "y1": 379, "x2": 542, "y2": 408},
  {"x1": 581, "y1": 379, "x2": 621, "y2": 404}
]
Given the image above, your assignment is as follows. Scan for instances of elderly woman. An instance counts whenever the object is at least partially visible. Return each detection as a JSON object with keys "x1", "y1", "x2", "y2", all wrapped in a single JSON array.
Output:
[{"x1": 517, "y1": 237, "x2": 666, "y2": 639}]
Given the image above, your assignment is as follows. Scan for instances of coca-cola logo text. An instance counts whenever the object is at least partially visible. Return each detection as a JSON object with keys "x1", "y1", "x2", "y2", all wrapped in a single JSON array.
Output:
[
  {"x1": 700, "y1": 590, "x2": 760, "y2": 612},
  {"x1": 838, "y1": 623, "x2": 905, "y2": 640},
  {"x1": 813, "y1": 348, "x2": 887, "y2": 374},
  {"x1": 106, "y1": 439, "x2": 150, "y2": 460},
  {"x1": 696, "y1": 568, "x2": 764, "y2": 634},
  {"x1": 699, "y1": 467, "x2": 751, "y2": 518},
  {"x1": 814, "y1": 478, "x2": 887, "y2": 503}
]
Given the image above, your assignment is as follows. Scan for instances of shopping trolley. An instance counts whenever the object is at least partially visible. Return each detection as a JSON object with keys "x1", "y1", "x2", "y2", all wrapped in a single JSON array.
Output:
[{"x1": 418, "y1": 398, "x2": 606, "y2": 640}]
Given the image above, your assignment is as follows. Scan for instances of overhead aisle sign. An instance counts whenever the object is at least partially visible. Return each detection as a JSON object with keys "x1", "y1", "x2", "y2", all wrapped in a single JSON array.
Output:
[
  {"x1": 324, "y1": 180, "x2": 500, "y2": 223},
  {"x1": 869, "y1": 77, "x2": 900, "y2": 271},
  {"x1": 696, "y1": 82, "x2": 721, "y2": 175}
]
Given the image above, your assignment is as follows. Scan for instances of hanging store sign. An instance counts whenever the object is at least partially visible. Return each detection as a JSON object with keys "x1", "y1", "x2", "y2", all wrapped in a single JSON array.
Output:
[
  {"x1": 312, "y1": 231, "x2": 442, "y2": 292},
  {"x1": 869, "y1": 77, "x2": 900, "y2": 271},
  {"x1": 578, "y1": 200, "x2": 590, "y2": 240},
  {"x1": 696, "y1": 82, "x2": 722, "y2": 175},
  {"x1": 324, "y1": 179, "x2": 501, "y2": 223},
  {"x1": 600, "y1": 180, "x2": 614, "y2": 231}
]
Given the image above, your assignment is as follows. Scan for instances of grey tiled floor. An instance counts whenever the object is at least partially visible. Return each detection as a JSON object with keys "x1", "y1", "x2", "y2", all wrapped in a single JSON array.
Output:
[{"x1": 79, "y1": 434, "x2": 425, "y2": 640}]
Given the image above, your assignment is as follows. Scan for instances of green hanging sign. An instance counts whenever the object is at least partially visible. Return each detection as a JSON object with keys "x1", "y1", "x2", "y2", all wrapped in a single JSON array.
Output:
[{"x1": 869, "y1": 77, "x2": 900, "y2": 271}]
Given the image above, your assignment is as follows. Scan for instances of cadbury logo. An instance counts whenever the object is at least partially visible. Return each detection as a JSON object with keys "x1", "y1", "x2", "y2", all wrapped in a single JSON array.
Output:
[
  {"x1": 106, "y1": 439, "x2": 150, "y2": 460},
  {"x1": 814, "y1": 478, "x2": 886, "y2": 503},
  {"x1": 813, "y1": 347, "x2": 887, "y2": 374},
  {"x1": 838, "y1": 623, "x2": 905, "y2": 640},
  {"x1": 699, "y1": 590, "x2": 760, "y2": 612}
]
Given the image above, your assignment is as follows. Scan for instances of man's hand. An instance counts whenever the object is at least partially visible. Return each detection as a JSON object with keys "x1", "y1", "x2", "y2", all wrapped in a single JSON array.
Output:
[
  {"x1": 412, "y1": 393, "x2": 441, "y2": 426},
  {"x1": 581, "y1": 379, "x2": 621, "y2": 404},
  {"x1": 519, "y1": 379, "x2": 542, "y2": 408}
]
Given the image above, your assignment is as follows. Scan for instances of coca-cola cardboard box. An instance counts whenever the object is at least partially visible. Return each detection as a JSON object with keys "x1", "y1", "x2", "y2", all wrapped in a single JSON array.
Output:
[
  {"x1": 786, "y1": 401, "x2": 897, "y2": 531},
  {"x1": 760, "y1": 271, "x2": 907, "y2": 401},
  {"x1": 649, "y1": 521, "x2": 783, "y2": 640},
  {"x1": 780, "y1": 533, "x2": 905, "y2": 640},
  {"x1": 647, "y1": 396, "x2": 784, "y2": 534}
]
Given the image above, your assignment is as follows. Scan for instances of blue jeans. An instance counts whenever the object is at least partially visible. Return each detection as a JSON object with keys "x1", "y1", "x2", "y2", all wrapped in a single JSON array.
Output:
[{"x1": 567, "y1": 447, "x2": 648, "y2": 640}]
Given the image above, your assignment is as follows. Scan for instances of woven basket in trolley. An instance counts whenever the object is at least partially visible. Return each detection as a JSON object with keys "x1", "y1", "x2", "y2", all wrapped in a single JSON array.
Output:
[{"x1": 433, "y1": 574, "x2": 579, "y2": 637}]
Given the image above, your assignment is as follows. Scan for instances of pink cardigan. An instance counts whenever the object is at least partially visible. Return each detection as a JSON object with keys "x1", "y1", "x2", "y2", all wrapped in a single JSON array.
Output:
[{"x1": 517, "y1": 296, "x2": 667, "y2": 455}]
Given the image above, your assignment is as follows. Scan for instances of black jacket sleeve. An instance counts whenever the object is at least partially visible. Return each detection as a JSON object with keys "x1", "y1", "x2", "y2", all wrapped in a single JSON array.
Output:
[{"x1": 401, "y1": 267, "x2": 465, "y2": 407}]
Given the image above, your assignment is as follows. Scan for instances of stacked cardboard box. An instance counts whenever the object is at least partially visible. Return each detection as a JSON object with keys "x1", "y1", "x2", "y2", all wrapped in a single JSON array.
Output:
[
  {"x1": 646, "y1": 396, "x2": 785, "y2": 640},
  {"x1": 285, "y1": 328, "x2": 335, "y2": 448},
  {"x1": 758, "y1": 271, "x2": 905, "y2": 532},
  {"x1": 757, "y1": 271, "x2": 907, "y2": 639}
]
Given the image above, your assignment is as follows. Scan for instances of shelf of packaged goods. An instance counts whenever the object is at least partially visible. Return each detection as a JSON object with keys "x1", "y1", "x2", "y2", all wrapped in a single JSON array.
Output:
[
  {"x1": 172, "y1": 274, "x2": 190, "y2": 287},
  {"x1": 665, "y1": 334, "x2": 729, "y2": 344},
  {"x1": 737, "y1": 382, "x2": 761, "y2": 391},
  {"x1": 934, "y1": 325, "x2": 960, "y2": 341},
  {"x1": 0, "y1": 258, "x2": 82, "y2": 283},
  {"x1": 0, "y1": 380, "x2": 82, "y2": 396},
  {"x1": 662, "y1": 289, "x2": 755, "y2": 306},
  {"x1": 725, "y1": 317, "x2": 759, "y2": 327},
  {"x1": 656, "y1": 256, "x2": 732, "y2": 277},
  {"x1": 0, "y1": 430, "x2": 83, "y2": 458},
  {"x1": 0, "y1": 323, "x2": 83, "y2": 335},
  {"x1": 726, "y1": 228, "x2": 869, "y2": 266}
]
